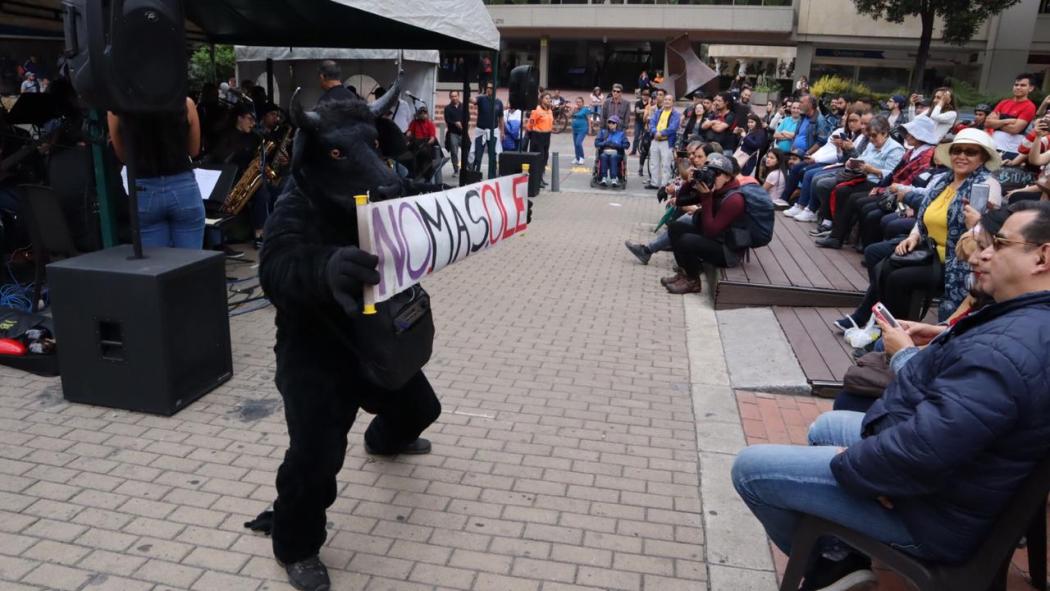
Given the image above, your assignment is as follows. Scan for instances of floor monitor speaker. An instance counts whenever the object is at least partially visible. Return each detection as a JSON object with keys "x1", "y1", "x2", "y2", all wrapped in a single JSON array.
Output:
[{"x1": 48, "y1": 246, "x2": 232, "y2": 415}]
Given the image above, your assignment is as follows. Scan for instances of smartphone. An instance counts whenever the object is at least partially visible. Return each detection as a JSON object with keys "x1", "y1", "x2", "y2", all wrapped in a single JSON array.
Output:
[
  {"x1": 846, "y1": 158, "x2": 863, "y2": 170},
  {"x1": 969, "y1": 183, "x2": 991, "y2": 213},
  {"x1": 872, "y1": 303, "x2": 900, "y2": 329}
]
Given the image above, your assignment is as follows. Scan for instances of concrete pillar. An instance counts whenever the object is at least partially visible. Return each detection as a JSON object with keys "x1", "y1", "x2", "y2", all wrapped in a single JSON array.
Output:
[
  {"x1": 794, "y1": 43, "x2": 815, "y2": 83},
  {"x1": 737, "y1": 59, "x2": 748, "y2": 77},
  {"x1": 539, "y1": 36, "x2": 550, "y2": 89},
  {"x1": 979, "y1": 0, "x2": 1039, "y2": 94}
]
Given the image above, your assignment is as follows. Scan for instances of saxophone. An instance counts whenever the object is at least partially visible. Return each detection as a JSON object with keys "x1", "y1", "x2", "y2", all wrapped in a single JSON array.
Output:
[{"x1": 221, "y1": 125, "x2": 292, "y2": 215}]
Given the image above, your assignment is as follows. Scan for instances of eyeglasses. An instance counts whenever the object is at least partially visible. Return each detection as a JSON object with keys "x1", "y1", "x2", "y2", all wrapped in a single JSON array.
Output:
[
  {"x1": 612, "y1": 90, "x2": 622, "y2": 94},
  {"x1": 949, "y1": 146, "x2": 984, "y2": 157},
  {"x1": 992, "y1": 234, "x2": 1042, "y2": 251}
]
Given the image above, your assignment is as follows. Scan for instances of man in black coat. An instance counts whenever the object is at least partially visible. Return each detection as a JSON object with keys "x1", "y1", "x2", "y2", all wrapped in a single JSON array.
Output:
[{"x1": 254, "y1": 87, "x2": 441, "y2": 591}]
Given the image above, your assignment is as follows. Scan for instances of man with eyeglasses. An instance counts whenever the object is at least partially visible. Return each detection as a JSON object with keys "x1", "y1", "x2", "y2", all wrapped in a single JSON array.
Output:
[
  {"x1": 733, "y1": 200, "x2": 1050, "y2": 591},
  {"x1": 601, "y1": 83, "x2": 631, "y2": 132}
]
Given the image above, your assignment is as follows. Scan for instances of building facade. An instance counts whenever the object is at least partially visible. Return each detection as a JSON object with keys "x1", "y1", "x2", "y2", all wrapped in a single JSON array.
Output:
[{"x1": 473, "y1": 0, "x2": 1050, "y2": 94}]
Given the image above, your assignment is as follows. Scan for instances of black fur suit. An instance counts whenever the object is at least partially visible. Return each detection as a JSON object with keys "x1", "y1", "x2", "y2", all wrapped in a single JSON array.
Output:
[{"x1": 258, "y1": 94, "x2": 441, "y2": 565}]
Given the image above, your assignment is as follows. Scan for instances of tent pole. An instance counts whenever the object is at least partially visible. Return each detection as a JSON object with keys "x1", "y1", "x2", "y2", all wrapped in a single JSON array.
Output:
[
  {"x1": 266, "y1": 58, "x2": 274, "y2": 102},
  {"x1": 209, "y1": 44, "x2": 216, "y2": 84},
  {"x1": 487, "y1": 50, "x2": 498, "y2": 179},
  {"x1": 89, "y1": 110, "x2": 118, "y2": 248},
  {"x1": 460, "y1": 54, "x2": 470, "y2": 181}
]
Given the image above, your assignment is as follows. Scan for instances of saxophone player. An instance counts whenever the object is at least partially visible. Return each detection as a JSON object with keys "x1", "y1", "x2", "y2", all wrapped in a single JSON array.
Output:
[{"x1": 208, "y1": 103, "x2": 270, "y2": 249}]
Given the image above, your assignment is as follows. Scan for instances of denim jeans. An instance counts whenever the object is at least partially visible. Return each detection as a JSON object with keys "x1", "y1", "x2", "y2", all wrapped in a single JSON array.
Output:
[
  {"x1": 136, "y1": 170, "x2": 205, "y2": 249},
  {"x1": 599, "y1": 150, "x2": 622, "y2": 179},
  {"x1": 732, "y1": 411, "x2": 930, "y2": 559},
  {"x1": 780, "y1": 161, "x2": 824, "y2": 203},
  {"x1": 648, "y1": 212, "x2": 692, "y2": 252},
  {"x1": 572, "y1": 129, "x2": 587, "y2": 161},
  {"x1": 797, "y1": 167, "x2": 839, "y2": 208}
]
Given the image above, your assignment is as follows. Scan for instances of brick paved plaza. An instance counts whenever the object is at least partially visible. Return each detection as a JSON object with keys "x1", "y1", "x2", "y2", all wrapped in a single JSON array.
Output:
[{"x1": 1, "y1": 141, "x2": 1044, "y2": 590}]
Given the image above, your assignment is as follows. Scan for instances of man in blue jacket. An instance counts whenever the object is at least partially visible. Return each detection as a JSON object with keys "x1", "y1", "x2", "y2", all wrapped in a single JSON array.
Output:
[{"x1": 732, "y1": 201, "x2": 1050, "y2": 591}]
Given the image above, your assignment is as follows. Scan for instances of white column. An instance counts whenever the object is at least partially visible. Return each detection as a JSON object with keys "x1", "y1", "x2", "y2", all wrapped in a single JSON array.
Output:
[{"x1": 539, "y1": 36, "x2": 550, "y2": 89}]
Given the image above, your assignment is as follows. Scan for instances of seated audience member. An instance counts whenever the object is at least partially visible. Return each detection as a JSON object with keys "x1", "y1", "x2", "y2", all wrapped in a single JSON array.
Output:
[
  {"x1": 208, "y1": 104, "x2": 269, "y2": 246},
  {"x1": 761, "y1": 149, "x2": 789, "y2": 208},
  {"x1": 912, "y1": 87, "x2": 957, "y2": 141},
  {"x1": 732, "y1": 200, "x2": 1050, "y2": 591},
  {"x1": 884, "y1": 95, "x2": 908, "y2": 129},
  {"x1": 985, "y1": 73, "x2": 1037, "y2": 159},
  {"x1": 785, "y1": 112, "x2": 870, "y2": 223},
  {"x1": 1006, "y1": 114, "x2": 1050, "y2": 202},
  {"x1": 814, "y1": 115, "x2": 905, "y2": 249},
  {"x1": 852, "y1": 117, "x2": 941, "y2": 248},
  {"x1": 679, "y1": 103, "x2": 706, "y2": 151},
  {"x1": 595, "y1": 115, "x2": 629, "y2": 186},
  {"x1": 734, "y1": 113, "x2": 769, "y2": 176},
  {"x1": 772, "y1": 100, "x2": 800, "y2": 154},
  {"x1": 663, "y1": 153, "x2": 755, "y2": 294},
  {"x1": 406, "y1": 106, "x2": 439, "y2": 179},
  {"x1": 701, "y1": 92, "x2": 739, "y2": 152},
  {"x1": 835, "y1": 128, "x2": 1003, "y2": 329},
  {"x1": 833, "y1": 207, "x2": 1008, "y2": 414},
  {"x1": 625, "y1": 142, "x2": 710, "y2": 264},
  {"x1": 817, "y1": 94, "x2": 848, "y2": 148},
  {"x1": 781, "y1": 110, "x2": 863, "y2": 216}
]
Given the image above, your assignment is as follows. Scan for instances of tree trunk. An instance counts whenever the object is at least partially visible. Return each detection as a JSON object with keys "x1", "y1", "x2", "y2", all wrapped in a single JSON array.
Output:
[{"x1": 911, "y1": 8, "x2": 935, "y2": 91}]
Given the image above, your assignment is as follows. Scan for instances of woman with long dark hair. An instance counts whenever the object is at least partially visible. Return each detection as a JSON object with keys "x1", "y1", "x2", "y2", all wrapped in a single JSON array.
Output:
[{"x1": 108, "y1": 97, "x2": 204, "y2": 249}]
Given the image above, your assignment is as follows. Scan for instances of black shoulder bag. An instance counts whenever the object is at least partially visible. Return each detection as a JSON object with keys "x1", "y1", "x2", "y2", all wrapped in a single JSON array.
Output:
[{"x1": 347, "y1": 284, "x2": 435, "y2": 391}]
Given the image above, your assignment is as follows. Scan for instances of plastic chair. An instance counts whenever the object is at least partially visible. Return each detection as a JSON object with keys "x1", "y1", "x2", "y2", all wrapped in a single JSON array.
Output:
[
  {"x1": 779, "y1": 454, "x2": 1050, "y2": 591},
  {"x1": 19, "y1": 184, "x2": 80, "y2": 312}
]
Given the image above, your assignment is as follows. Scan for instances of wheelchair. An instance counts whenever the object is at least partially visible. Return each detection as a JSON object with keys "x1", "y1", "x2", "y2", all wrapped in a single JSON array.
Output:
[{"x1": 589, "y1": 148, "x2": 628, "y2": 190}]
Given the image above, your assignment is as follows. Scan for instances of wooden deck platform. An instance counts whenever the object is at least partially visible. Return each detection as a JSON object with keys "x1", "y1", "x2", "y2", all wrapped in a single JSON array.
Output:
[
  {"x1": 712, "y1": 216, "x2": 869, "y2": 310},
  {"x1": 774, "y1": 306, "x2": 857, "y2": 393}
]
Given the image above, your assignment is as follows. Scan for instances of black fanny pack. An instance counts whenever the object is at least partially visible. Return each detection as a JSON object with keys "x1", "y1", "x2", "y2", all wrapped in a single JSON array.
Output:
[{"x1": 347, "y1": 285, "x2": 435, "y2": 391}]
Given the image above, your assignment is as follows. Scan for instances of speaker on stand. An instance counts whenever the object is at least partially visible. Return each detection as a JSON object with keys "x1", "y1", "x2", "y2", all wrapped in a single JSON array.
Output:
[
  {"x1": 54, "y1": 0, "x2": 233, "y2": 415},
  {"x1": 502, "y1": 65, "x2": 542, "y2": 196}
]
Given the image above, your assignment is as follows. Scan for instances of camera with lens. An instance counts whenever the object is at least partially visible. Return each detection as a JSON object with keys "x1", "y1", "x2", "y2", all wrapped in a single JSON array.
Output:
[{"x1": 692, "y1": 165, "x2": 717, "y2": 188}]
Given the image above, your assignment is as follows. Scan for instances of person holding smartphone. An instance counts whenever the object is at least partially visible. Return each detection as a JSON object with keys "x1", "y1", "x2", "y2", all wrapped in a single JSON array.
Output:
[{"x1": 1006, "y1": 114, "x2": 1050, "y2": 202}]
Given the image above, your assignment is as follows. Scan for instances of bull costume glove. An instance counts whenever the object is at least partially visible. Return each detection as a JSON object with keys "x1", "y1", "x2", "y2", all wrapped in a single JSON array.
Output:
[{"x1": 325, "y1": 246, "x2": 381, "y2": 315}]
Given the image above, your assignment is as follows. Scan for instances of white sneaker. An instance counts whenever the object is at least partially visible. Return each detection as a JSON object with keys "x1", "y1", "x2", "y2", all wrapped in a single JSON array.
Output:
[
  {"x1": 794, "y1": 209, "x2": 818, "y2": 222},
  {"x1": 600, "y1": 178, "x2": 608, "y2": 186},
  {"x1": 783, "y1": 204, "x2": 802, "y2": 217},
  {"x1": 611, "y1": 179, "x2": 619, "y2": 187}
]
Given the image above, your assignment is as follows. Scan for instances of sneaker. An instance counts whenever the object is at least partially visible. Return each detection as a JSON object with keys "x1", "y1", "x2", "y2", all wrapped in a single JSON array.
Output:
[
  {"x1": 833, "y1": 316, "x2": 856, "y2": 333},
  {"x1": 793, "y1": 209, "x2": 819, "y2": 222},
  {"x1": 800, "y1": 552, "x2": 876, "y2": 591},
  {"x1": 624, "y1": 241, "x2": 652, "y2": 265},
  {"x1": 283, "y1": 556, "x2": 331, "y2": 591},
  {"x1": 772, "y1": 198, "x2": 791, "y2": 209},
  {"x1": 600, "y1": 178, "x2": 609, "y2": 186},
  {"x1": 811, "y1": 229, "x2": 832, "y2": 239},
  {"x1": 611, "y1": 179, "x2": 619, "y2": 187},
  {"x1": 809, "y1": 222, "x2": 833, "y2": 236},
  {"x1": 365, "y1": 437, "x2": 432, "y2": 456},
  {"x1": 815, "y1": 236, "x2": 842, "y2": 249},
  {"x1": 222, "y1": 245, "x2": 245, "y2": 259},
  {"x1": 783, "y1": 204, "x2": 802, "y2": 217}
]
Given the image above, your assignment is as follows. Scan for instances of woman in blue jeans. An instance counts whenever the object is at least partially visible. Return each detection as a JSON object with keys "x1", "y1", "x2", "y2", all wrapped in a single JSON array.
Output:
[
  {"x1": 108, "y1": 97, "x2": 205, "y2": 249},
  {"x1": 570, "y1": 97, "x2": 592, "y2": 165}
]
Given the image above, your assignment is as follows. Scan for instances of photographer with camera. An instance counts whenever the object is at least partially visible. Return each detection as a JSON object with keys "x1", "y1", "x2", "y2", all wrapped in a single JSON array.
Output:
[{"x1": 663, "y1": 153, "x2": 755, "y2": 294}]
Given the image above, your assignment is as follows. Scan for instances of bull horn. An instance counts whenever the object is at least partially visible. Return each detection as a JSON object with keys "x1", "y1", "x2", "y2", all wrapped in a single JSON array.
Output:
[
  {"x1": 289, "y1": 87, "x2": 321, "y2": 131},
  {"x1": 370, "y1": 74, "x2": 402, "y2": 117}
]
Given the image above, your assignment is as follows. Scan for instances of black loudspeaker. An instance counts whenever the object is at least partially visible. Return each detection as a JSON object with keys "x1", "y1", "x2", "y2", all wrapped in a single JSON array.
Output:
[
  {"x1": 500, "y1": 151, "x2": 543, "y2": 197},
  {"x1": 62, "y1": 0, "x2": 186, "y2": 112},
  {"x1": 508, "y1": 65, "x2": 539, "y2": 111},
  {"x1": 48, "y1": 246, "x2": 232, "y2": 416}
]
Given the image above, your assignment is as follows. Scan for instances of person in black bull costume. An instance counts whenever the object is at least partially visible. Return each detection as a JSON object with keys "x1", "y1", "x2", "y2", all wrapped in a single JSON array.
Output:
[{"x1": 247, "y1": 82, "x2": 443, "y2": 591}]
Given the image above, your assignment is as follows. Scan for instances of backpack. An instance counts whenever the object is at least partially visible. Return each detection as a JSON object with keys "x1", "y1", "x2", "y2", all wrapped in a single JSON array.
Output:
[{"x1": 735, "y1": 181, "x2": 775, "y2": 248}]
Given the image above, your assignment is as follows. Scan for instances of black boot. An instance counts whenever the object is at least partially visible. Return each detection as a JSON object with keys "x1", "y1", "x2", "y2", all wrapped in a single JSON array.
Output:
[
  {"x1": 284, "y1": 556, "x2": 330, "y2": 591},
  {"x1": 800, "y1": 552, "x2": 875, "y2": 591}
]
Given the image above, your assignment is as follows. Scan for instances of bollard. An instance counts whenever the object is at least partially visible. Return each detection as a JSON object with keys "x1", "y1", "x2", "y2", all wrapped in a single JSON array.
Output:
[{"x1": 551, "y1": 152, "x2": 560, "y2": 193}]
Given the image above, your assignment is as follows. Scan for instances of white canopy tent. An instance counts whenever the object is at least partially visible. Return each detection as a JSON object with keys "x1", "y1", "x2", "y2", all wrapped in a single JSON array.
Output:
[{"x1": 234, "y1": 48, "x2": 439, "y2": 114}]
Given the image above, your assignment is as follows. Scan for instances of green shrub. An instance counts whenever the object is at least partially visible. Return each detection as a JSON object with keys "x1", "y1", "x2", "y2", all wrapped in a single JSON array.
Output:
[
  {"x1": 810, "y1": 75, "x2": 874, "y2": 101},
  {"x1": 943, "y1": 77, "x2": 1001, "y2": 108}
]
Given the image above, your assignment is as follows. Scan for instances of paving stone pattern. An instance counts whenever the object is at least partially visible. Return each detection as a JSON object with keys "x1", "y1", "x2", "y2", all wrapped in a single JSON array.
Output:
[{"x1": 0, "y1": 187, "x2": 710, "y2": 590}]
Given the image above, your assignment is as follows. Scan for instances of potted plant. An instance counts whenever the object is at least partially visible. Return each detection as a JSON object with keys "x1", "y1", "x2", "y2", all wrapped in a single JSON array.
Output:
[{"x1": 753, "y1": 75, "x2": 781, "y2": 104}]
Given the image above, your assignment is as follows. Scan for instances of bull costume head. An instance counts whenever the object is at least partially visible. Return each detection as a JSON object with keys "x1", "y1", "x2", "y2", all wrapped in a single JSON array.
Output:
[{"x1": 287, "y1": 77, "x2": 405, "y2": 210}]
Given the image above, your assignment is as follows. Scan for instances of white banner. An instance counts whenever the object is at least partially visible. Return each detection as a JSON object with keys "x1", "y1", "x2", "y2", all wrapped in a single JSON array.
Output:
[{"x1": 358, "y1": 173, "x2": 530, "y2": 305}]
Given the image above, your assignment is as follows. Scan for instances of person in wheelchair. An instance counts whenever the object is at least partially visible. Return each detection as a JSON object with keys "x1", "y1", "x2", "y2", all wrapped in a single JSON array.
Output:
[{"x1": 594, "y1": 115, "x2": 629, "y2": 188}]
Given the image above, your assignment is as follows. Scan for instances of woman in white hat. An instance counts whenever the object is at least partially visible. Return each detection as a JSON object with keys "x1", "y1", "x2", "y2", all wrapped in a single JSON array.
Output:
[{"x1": 883, "y1": 128, "x2": 1003, "y2": 320}]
